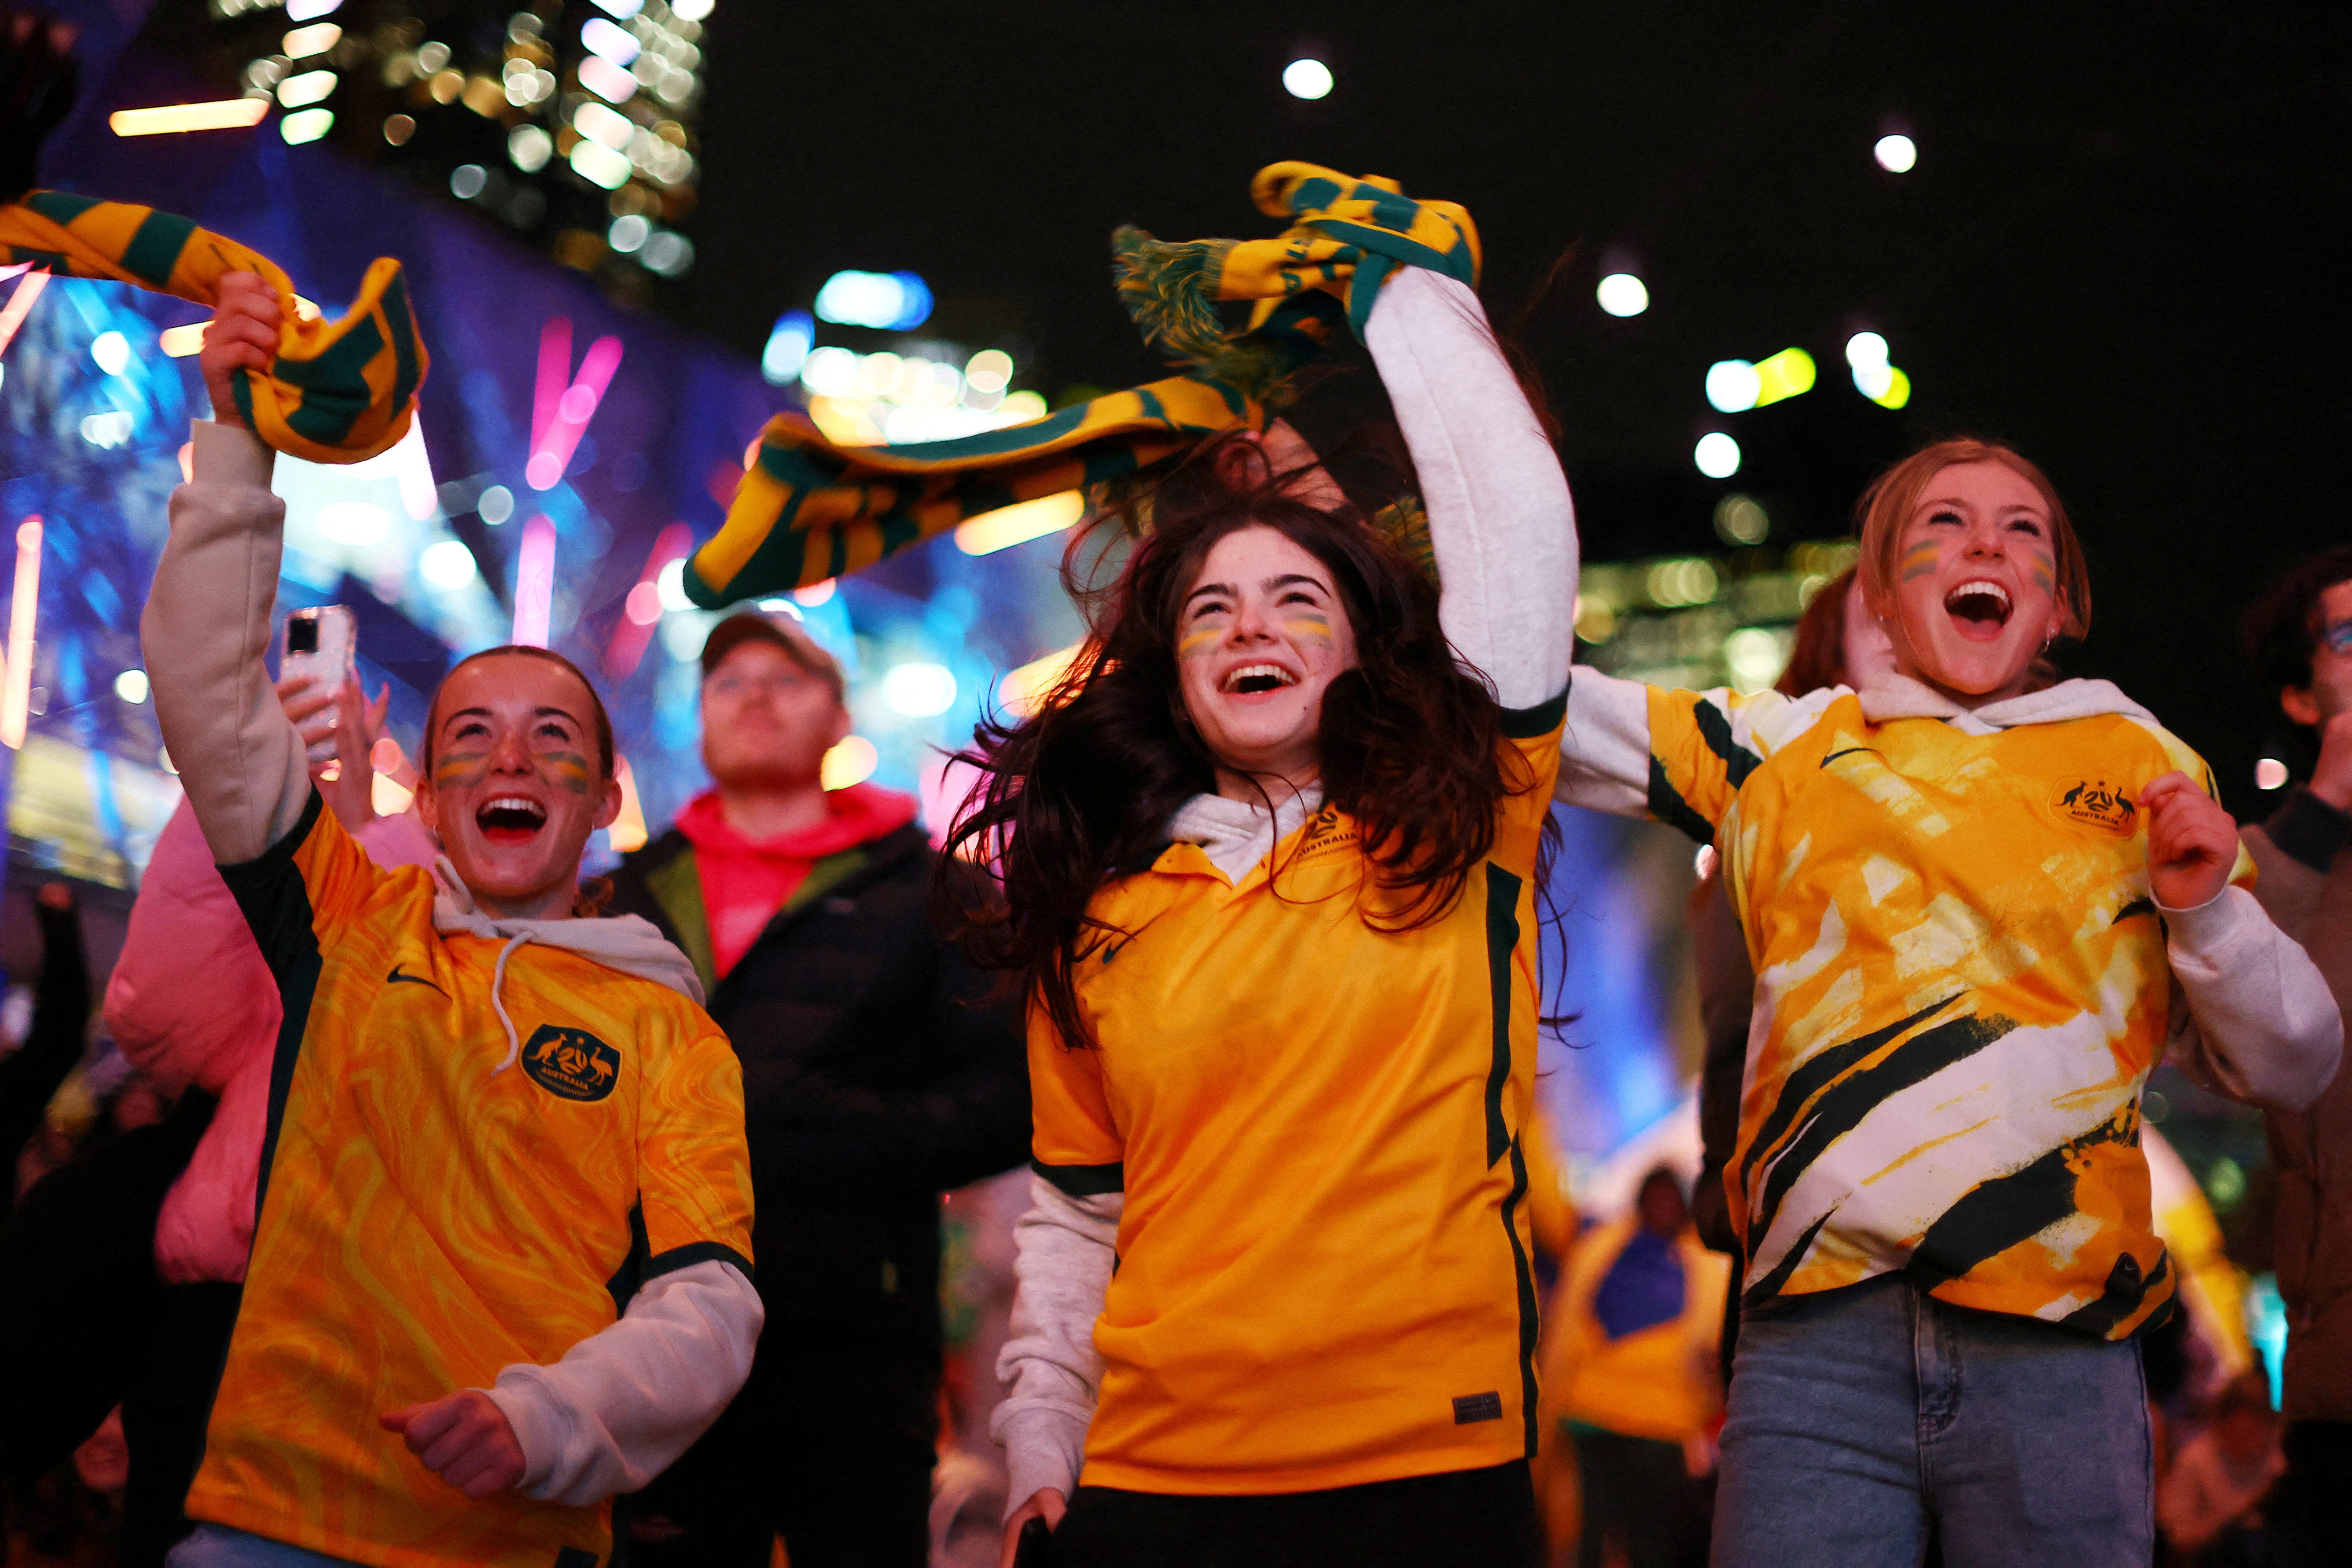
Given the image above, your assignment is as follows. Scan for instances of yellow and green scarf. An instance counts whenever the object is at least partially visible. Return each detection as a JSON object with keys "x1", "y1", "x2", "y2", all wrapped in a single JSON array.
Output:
[
  {"x1": 0, "y1": 192, "x2": 427, "y2": 464},
  {"x1": 683, "y1": 162, "x2": 1478, "y2": 607}
]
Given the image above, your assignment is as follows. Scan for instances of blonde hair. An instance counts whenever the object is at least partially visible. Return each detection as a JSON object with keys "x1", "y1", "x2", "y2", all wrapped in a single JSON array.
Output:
[{"x1": 1854, "y1": 438, "x2": 2091, "y2": 641}]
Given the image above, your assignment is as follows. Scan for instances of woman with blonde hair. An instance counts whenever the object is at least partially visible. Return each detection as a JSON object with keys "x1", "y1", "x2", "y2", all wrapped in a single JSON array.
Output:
[{"x1": 1556, "y1": 437, "x2": 2340, "y2": 1564}]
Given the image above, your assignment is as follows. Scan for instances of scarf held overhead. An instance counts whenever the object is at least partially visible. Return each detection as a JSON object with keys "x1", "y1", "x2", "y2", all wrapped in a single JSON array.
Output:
[
  {"x1": 0, "y1": 192, "x2": 427, "y2": 464},
  {"x1": 682, "y1": 162, "x2": 1479, "y2": 608}
]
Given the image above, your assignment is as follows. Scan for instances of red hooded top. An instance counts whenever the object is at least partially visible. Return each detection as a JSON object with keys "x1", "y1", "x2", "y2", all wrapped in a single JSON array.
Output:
[{"x1": 674, "y1": 782, "x2": 920, "y2": 978}]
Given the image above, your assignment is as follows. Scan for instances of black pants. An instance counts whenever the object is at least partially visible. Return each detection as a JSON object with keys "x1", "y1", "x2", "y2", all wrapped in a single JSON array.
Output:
[
  {"x1": 1050, "y1": 1460, "x2": 1539, "y2": 1568},
  {"x1": 630, "y1": 1321, "x2": 940, "y2": 1568},
  {"x1": 1570, "y1": 1430, "x2": 1709, "y2": 1568},
  {"x1": 2272, "y1": 1419, "x2": 2352, "y2": 1568}
]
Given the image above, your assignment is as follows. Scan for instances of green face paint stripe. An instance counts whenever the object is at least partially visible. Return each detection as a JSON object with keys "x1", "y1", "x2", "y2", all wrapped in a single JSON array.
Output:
[
  {"x1": 542, "y1": 752, "x2": 595, "y2": 795},
  {"x1": 1899, "y1": 542, "x2": 1941, "y2": 581}
]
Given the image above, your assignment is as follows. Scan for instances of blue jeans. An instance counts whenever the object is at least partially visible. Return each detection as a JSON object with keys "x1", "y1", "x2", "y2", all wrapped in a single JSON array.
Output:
[
  {"x1": 167, "y1": 1525, "x2": 365, "y2": 1568},
  {"x1": 1713, "y1": 1272, "x2": 2152, "y2": 1568}
]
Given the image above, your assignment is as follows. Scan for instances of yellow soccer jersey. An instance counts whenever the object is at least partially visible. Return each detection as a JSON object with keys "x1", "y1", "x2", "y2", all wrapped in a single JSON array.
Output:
[
  {"x1": 1029, "y1": 702, "x2": 1563, "y2": 1496},
  {"x1": 1641, "y1": 685, "x2": 2251, "y2": 1340},
  {"x1": 188, "y1": 794, "x2": 753, "y2": 1568}
]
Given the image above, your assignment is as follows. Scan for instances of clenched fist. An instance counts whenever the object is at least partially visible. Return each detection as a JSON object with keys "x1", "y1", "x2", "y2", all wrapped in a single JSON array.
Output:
[
  {"x1": 380, "y1": 1389, "x2": 526, "y2": 1500},
  {"x1": 200, "y1": 271, "x2": 281, "y2": 428},
  {"x1": 2140, "y1": 771, "x2": 2237, "y2": 911}
]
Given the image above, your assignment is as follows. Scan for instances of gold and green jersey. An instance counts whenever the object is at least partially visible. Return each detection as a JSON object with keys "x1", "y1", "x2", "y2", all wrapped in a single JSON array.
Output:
[
  {"x1": 1561, "y1": 675, "x2": 2254, "y2": 1340},
  {"x1": 1029, "y1": 710, "x2": 1564, "y2": 1493}
]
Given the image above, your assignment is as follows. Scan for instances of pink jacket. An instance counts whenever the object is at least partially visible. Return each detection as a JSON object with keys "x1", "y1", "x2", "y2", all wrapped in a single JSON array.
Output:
[{"x1": 105, "y1": 798, "x2": 439, "y2": 1283}]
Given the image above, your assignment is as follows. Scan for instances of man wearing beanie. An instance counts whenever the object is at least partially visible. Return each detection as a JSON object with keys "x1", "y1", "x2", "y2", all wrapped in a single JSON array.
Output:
[{"x1": 608, "y1": 613, "x2": 1028, "y2": 1568}]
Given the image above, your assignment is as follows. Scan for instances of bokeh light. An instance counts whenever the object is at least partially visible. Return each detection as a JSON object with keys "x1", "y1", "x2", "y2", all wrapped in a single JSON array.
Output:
[
  {"x1": 1705, "y1": 360, "x2": 1760, "y2": 414},
  {"x1": 1283, "y1": 59, "x2": 1334, "y2": 100},
  {"x1": 1875, "y1": 134, "x2": 1918, "y2": 173},
  {"x1": 1596, "y1": 273, "x2": 1650, "y2": 318},
  {"x1": 882, "y1": 662, "x2": 958, "y2": 718},
  {"x1": 1694, "y1": 432, "x2": 1740, "y2": 479},
  {"x1": 419, "y1": 539, "x2": 478, "y2": 588}
]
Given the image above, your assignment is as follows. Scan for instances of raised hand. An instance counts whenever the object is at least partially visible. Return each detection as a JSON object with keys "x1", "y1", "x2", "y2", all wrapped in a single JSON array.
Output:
[
  {"x1": 2141, "y1": 771, "x2": 2237, "y2": 911},
  {"x1": 200, "y1": 271, "x2": 280, "y2": 428},
  {"x1": 322, "y1": 675, "x2": 391, "y2": 831}
]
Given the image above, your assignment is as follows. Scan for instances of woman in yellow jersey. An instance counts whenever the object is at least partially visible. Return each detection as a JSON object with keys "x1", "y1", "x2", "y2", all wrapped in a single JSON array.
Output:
[
  {"x1": 1554, "y1": 438, "x2": 2342, "y2": 1567},
  {"x1": 138, "y1": 274, "x2": 760, "y2": 1568},
  {"x1": 949, "y1": 263, "x2": 1575, "y2": 1568}
]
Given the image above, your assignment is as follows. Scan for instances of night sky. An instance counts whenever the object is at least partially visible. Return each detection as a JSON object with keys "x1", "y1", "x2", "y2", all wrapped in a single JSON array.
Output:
[{"x1": 677, "y1": 0, "x2": 2352, "y2": 816}]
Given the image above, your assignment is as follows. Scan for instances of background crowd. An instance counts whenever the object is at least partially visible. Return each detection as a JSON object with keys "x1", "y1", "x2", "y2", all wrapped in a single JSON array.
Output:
[
  {"x1": 0, "y1": 4, "x2": 2347, "y2": 1566},
  {"x1": 0, "y1": 534, "x2": 2344, "y2": 1568}
]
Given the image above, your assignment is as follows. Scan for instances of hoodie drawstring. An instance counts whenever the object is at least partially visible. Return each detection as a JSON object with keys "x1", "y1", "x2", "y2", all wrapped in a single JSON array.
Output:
[{"x1": 487, "y1": 930, "x2": 536, "y2": 1074}]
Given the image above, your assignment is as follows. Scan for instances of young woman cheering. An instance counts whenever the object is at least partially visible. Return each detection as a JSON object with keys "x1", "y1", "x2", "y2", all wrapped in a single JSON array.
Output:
[
  {"x1": 956, "y1": 262, "x2": 1574, "y2": 1568},
  {"x1": 1555, "y1": 437, "x2": 2341, "y2": 1566}
]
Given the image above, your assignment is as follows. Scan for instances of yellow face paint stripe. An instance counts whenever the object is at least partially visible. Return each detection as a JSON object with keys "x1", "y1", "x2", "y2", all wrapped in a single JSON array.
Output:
[{"x1": 1178, "y1": 628, "x2": 1223, "y2": 657}]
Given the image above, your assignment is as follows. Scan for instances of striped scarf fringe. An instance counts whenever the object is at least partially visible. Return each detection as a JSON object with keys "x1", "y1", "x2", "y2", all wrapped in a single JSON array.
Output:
[{"x1": 0, "y1": 191, "x2": 427, "y2": 464}]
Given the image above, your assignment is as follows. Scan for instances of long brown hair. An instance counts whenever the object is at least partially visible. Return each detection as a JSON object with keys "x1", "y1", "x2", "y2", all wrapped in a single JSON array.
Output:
[{"x1": 942, "y1": 436, "x2": 1531, "y2": 1051}]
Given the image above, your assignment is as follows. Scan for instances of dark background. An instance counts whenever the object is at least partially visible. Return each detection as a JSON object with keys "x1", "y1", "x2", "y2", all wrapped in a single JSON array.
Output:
[{"x1": 664, "y1": 0, "x2": 2350, "y2": 816}]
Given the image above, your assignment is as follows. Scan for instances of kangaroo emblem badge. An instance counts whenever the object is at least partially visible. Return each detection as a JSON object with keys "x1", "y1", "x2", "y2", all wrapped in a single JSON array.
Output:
[{"x1": 520, "y1": 1025, "x2": 621, "y2": 1103}]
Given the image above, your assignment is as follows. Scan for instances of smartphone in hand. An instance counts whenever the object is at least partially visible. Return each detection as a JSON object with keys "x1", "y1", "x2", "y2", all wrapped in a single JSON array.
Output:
[{"x1": 282, "y1": 606, "x2": 355, "y2": 763}]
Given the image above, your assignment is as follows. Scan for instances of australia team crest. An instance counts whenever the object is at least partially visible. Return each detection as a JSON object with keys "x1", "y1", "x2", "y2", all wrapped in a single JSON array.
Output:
[
  {"x1": 2054, "y1": 778, "x2": 2138, "y2": 835},
  {"x1": 521, "y1": 1024, "x2": 621, "y2": 1102}
]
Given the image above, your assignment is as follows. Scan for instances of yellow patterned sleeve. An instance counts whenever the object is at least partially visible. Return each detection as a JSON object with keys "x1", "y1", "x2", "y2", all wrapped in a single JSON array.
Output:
[
  {"x1": 637, "y1": 1016, "x2": 756, "y2": 1276},
  {"x1": 1028, "y1": 1003, "x2": 1124, "y2": 1198},
  {"x1": 1643, "y1": 686, "x2": 1783, "y2": 842}
]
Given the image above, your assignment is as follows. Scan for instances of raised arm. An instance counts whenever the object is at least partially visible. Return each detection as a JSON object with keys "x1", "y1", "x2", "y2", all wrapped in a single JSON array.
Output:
[
  {"x1": 140, "y1": 274, "x2": 310, "y2": 865},
  {"x1": 1361, "y1": 266, "x2": 1574, "y2": 713}
]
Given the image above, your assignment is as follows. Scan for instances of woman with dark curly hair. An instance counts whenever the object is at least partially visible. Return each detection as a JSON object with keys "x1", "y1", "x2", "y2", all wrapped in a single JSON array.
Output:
[{"x1": 952, "y1": 260, "x2": 1574, "y2": 1568}]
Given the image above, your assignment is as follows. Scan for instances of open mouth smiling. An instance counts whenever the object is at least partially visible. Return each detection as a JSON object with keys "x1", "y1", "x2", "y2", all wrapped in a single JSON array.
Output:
[
  {"x1": 1220, "y1": 663, "x2": 1299, "y2": 697},
  {"x1": 1943, "y1": 577, "x2": 2013, "y2": 639},
  {"x1": 476, "y1": 795, "x2": 548, "y2": 845}
]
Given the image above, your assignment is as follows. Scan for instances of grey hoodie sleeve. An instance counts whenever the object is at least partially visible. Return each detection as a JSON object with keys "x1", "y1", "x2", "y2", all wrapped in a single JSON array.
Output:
[
  {"x1": 483, "y1": 1258, "x2": 762, "y2": 1506},
  {"x1": 141, "y1": 421, "x2": 311, "y2": 865},
  {"x1": 991, "y1": 1173, "x2": 1119, "y2": 1517},
  {"x1": 2161, "y1": 883, "x2": 2344, "y2": 1111},
  {"x1": 1361, "y1": 267, "x2": 1575, "y2": 714}
]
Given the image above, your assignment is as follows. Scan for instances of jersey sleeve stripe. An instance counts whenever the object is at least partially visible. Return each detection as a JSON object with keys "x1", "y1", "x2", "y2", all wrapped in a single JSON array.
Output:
[
  {"x1": 1498, "y1": 688, "x2": 1568, "y2": 740},
  {"x1": 1691, "y1": 698, "x2": 1763, "y2": 788},
  {"x1": 646, "y1": 1241, "x2": 755, "y2": 1283},
  {"x1": 1481, "y1": 864, "x2": 1523, "y2": 1168},
  {"x1": 216, "y1": 788, "x2": 328, "y2": 1225},
  {"x1": 1033, "y1": 1158, "x2": 1124, "y2": 1196},
  {"x1": 1646, "y1": 756, "x2": 1715, "y2": 846}
]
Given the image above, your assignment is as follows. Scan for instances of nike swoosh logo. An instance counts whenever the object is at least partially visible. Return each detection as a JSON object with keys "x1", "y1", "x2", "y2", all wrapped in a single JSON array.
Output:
[
  {"x1": 1820, "y1": 747, "x2": 1880, "y2": 768},
  {"x1": 387, "y1": 963, "x2": 448, "y2": 996}
]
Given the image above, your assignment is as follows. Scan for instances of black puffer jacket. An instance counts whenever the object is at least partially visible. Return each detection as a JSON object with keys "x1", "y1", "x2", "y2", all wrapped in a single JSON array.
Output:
[{"x1": 608, "y1": 819, "x2": 1028, "y2": 1338}]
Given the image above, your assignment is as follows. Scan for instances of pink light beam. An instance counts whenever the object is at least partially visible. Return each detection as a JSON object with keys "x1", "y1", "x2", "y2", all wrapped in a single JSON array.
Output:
[
  {"x1": 526, "y1": 329, "x2": 623, "y2": 491},
  {"x1": 512, "y1": 514, "x2": 557, "y2": 647}
]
